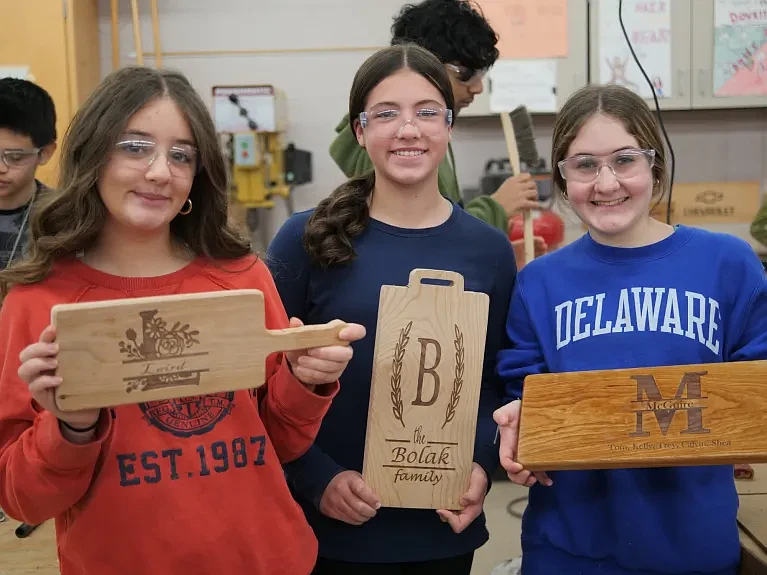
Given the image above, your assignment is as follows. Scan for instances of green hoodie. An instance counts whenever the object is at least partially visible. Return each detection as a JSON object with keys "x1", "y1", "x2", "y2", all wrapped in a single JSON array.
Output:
[
  {"x1": 328, "y1": 115, "x2": 509, "y2": 232},
  {"x1": 751, "y1": 201, "x2": 767, "y2": 247}
]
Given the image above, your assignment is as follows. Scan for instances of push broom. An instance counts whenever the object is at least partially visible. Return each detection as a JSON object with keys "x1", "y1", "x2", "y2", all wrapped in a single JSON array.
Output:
[{"x1": 500, "y1": 106, "x2": 540, "y2": 264}]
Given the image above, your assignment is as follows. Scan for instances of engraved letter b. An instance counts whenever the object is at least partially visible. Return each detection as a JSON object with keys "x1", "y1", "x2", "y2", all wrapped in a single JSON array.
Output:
[{"x1": 413, "y1": 338, "x2": 441, "y2": 406}]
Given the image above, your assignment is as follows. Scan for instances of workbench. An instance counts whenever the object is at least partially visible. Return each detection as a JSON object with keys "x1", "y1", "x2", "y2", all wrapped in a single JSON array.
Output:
[{"x1": 738, "y1": 465, "x2": 767, "y2": 574}]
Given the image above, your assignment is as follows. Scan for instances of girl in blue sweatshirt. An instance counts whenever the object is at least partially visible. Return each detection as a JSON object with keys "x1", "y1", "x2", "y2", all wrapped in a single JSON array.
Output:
[
  {"x1": 267, "y1": 44, "x2": 516, "y2": 574},
  {"x1": 494, "y1": 83, "x2": 767, "y2": 575}
]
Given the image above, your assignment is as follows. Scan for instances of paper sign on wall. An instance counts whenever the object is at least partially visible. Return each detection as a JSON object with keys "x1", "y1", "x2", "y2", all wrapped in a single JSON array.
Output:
[
  {"x1": 650, "y1": 181, "x2": 762, "y2": 225},
  {"x1": 0, "y1": 67, "x2": 30, "y2": 80},
  {"x1": 474, "y1": 0, "x2": 568, "y2": 59},
  {"x1": 598, "y1": 0, "x2": 672, "y2": 99},
  {"x1": 489, "y1": 59, "x2": 558, "y2": 113},
  {"x1": 212, "y1": 85, "x2": 283, "y2": 133},
  {"x1": 713, "y1": 0, "x2": 767, "y2": 96}
]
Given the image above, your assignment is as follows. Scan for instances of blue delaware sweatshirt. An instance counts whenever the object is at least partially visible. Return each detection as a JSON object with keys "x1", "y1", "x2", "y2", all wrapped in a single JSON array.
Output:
[
  {"x1": 266, "y1": 202, "x2": 516, "y2": 563},
  {"x1": 498, "y1": 225, "x2": 767, "y2": 575}
]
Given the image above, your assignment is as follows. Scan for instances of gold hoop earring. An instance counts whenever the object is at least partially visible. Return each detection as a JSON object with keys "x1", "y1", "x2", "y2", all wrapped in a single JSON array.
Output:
[{"x1": 179, "y1": 198, "x2": 192, "y2": 215}]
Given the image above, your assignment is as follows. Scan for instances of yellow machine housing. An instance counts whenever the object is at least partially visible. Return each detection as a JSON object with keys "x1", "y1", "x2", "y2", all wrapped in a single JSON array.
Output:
[
  {"x1": 230, "y1": 131, "x2": 291, "y2": 209},
  {"x1": 212, "y1": 84, "x2": 291, "y2": 209}
]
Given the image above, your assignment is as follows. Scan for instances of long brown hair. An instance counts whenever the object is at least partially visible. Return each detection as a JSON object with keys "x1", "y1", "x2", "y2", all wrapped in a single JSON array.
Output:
[
  {"x1": 0, "y1": 66, "x2": 251, "y2": 300},
  {"x1": 303, "y1": 43, "x2": 455, "y2": 268},
  {"x1": 551, "y1": 84, "x2": 669, "y2": 204}
]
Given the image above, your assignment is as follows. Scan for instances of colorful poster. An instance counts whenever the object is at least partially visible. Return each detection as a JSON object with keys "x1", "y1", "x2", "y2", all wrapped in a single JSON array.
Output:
[
  {"x1": 598, "y1": 0, "x2": 672, "y2": 99},
  {"x1": 473, "y1": 0, "x2": 568, "y2": 59},
  {"x1": 713, "y1": 0, "x2": 767, "y2": 96}
]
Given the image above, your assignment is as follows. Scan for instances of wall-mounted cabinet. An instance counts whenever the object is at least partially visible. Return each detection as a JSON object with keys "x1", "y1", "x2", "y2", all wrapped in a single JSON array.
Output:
[
  {"x1": 589, "y1": 0, "x2": 767, "y2": 111},
  {"x1": 462, "y1": 0, "x2": 589, "y2": 117},
  {"x1": 0, "y1": 0, "x2": 100, "y2": 187},
  {"x1": 461, "y1": 0, "x2": 766, "y2": 117}
]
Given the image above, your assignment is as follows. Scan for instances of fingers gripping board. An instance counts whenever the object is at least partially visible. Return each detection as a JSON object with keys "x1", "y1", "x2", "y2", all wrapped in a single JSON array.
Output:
[
  {"x1": 362, "y1": 270, "x2": 490, "y2": 510},
  {"x1": 52, "y1": 290, "x2": 349, "y2": 411},
  {"x1": 517, "y1": 360, "x2": 767, "y2": 471}
]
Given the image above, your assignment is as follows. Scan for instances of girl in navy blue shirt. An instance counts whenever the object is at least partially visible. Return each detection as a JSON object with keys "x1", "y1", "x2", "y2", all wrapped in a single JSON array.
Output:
[{"x1": 268, "y1": 43, "x2": 516, "y2": 574}]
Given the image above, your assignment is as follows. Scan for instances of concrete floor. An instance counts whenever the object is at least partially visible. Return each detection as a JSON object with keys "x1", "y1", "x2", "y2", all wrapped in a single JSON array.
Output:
[
  {"x1": 0, "y1": 481, "x2": 528, "y2": 575},
  {"x1": 472, "y1": 479, "x2": 526, "y2": 575},
  {"x1": 7, "y1": 473, "x2": 766, "y2": 574}
]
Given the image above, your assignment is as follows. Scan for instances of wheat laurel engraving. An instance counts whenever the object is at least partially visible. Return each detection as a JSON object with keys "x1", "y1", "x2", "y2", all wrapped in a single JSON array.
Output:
[
  {"x1": 442, "y1": 324, "x2": 464, "y2": 429},
  {"x1": 391, "y1": 321, "x2": 412, "y2": 428}
]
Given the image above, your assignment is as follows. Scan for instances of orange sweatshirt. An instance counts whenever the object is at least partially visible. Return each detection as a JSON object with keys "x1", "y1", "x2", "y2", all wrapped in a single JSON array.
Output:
[{"x1": 0, "y1": 255, "x2": 338, "y2": 575}]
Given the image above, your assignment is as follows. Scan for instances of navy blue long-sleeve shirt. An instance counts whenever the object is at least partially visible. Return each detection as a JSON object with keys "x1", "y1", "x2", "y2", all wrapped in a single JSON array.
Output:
[{"x1": 266, "y1": 202, "x2": 516, "y2": 563}]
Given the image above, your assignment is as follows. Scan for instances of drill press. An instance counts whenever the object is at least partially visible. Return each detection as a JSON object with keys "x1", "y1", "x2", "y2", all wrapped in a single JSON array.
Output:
[{"x1": 212, "y1": 85, "x2": 312, "y2": 248}]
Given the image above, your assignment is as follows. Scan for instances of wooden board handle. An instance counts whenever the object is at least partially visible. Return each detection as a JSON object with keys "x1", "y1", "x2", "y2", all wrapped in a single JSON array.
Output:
[
  {"x1": 408, "y1": 268, "x2": 464, "y2": 291},
  {"x1": 265, "y1": 320, "x2": 350, "y2": 353}
]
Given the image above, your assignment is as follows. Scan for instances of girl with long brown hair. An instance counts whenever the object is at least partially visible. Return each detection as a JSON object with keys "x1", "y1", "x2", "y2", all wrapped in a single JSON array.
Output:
[
  {"x1": 268, "y1": 43, "x2": 516, "y2": 574},
  {"x1": 0, "y1": 66, "x2": 364, "y2": 575}
]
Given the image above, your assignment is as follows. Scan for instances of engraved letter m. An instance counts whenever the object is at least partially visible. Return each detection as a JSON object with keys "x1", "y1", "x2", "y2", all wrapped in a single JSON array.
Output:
[{"x1": 630, "y1": 371, "x2": 710, "y2": 437}]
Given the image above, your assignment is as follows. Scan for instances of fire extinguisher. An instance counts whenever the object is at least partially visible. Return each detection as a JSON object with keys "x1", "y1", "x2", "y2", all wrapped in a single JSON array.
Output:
[{"x1": 508, "y1": 209, "x2": 565, "y2": 251}]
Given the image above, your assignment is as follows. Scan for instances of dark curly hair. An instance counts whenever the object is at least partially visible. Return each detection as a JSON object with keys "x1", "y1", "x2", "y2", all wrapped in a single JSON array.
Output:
[
  {"x1": 390, "y1": 0, "x2": 499, "y2": 72},
  {"x1": 302, "y1": 44, "x2": 455, "y2": 269}
]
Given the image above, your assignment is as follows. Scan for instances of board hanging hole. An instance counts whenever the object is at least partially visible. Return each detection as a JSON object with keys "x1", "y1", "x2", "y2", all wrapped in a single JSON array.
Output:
[{"x1": 420, "y1": 278, "x2": 453, "y2": 287}]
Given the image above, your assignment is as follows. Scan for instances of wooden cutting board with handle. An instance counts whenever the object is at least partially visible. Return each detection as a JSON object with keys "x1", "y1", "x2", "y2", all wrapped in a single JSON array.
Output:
[
  {"x1": 517, "y1": 360, "x2": 767, "y2": 471},
  {"x1": 362, "y1": 269, "x2": 490, "y2": 511},
  {"x1": 53, "y1": 290, "x2": 349, "y2": 411}
]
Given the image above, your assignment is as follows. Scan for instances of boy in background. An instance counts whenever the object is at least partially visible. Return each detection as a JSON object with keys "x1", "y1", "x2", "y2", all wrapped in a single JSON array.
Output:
[
  {"x1": 0, "y1": 77, "x2": 56, "y2": 524},
  {"x1": 750, "y1": 200, "x2": 767, "y2": 254},
  {"x1": 330, "y1": 0, "x2": 546, "y2": 261},
  {"x1": 0, "y1": 77, "x2": 57, "y2": 270}
]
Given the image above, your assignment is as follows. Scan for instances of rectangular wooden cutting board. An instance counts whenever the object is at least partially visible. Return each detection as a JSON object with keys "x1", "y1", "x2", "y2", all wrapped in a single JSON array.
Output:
[
  {"x1": 517, "y1": 360, "x2": 767, "y2": 471},
  {"x1": 53, "y1": 290, "x2": 348, "y2": 411},
  {"x1": 362, "y1": 269, "x2": 490, "y2": 510}
]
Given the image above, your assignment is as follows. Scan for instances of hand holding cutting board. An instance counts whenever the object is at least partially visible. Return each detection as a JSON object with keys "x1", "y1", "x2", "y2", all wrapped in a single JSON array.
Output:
[
  {"x1": 16, "y1": 291, "x2": 367, "y2": 421},
  {"x1": 18, "y1": 325, "x2": 101, "y2": 434},
  {"x1": 17, "y1": 314, "x2": 366, "y2": 436},
  {"x1": 283, "y1": 316, "x2": 366, "y2": 391},
  {"x1": 493, "y1": 400, "x2": 552, "y2": 488}
]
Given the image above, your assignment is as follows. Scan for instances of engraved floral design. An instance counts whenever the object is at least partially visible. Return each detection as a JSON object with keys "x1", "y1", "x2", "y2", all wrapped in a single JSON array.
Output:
[
  {"x1": 146, "y1": 315, "x2": 166, "y2": 340},
  {"x1": 156, "y1": 333, "x2": 185, "y2": 357},
  {"x1": 442, "y1": 325, "x2": 464, "y2": 429},
  {"x1": 119, "y1": 310, "x2": 200, "y2": 361},
  {"x1": 391, "y1": 321, "x2": 412, "y2": 428}
]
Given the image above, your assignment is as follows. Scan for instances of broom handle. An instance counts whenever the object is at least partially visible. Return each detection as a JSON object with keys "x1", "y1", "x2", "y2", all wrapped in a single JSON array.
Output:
[{"x1": 500, "y1": 113, "x2": 535, "y2": 264}]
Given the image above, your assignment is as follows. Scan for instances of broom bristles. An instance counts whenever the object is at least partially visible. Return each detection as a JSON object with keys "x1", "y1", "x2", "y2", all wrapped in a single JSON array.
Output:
[{"x1": 509, "y1": 105, "x2": 539, "y2": 168}]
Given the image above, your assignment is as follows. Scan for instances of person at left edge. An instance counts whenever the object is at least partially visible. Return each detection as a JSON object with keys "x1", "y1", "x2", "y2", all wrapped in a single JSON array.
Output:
[
  {"x1": 0, "y1": 66, "x2": 365, "y2": 575},
  {"x1": 0, "y1": 77, "x2": 57, "y2": 269},
  {"x1": 267, "y1": 43, "x2": 515, "y2": 574},
  {"x1": 0, "y1": 75, "x2": 59, "y2": 527}
]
